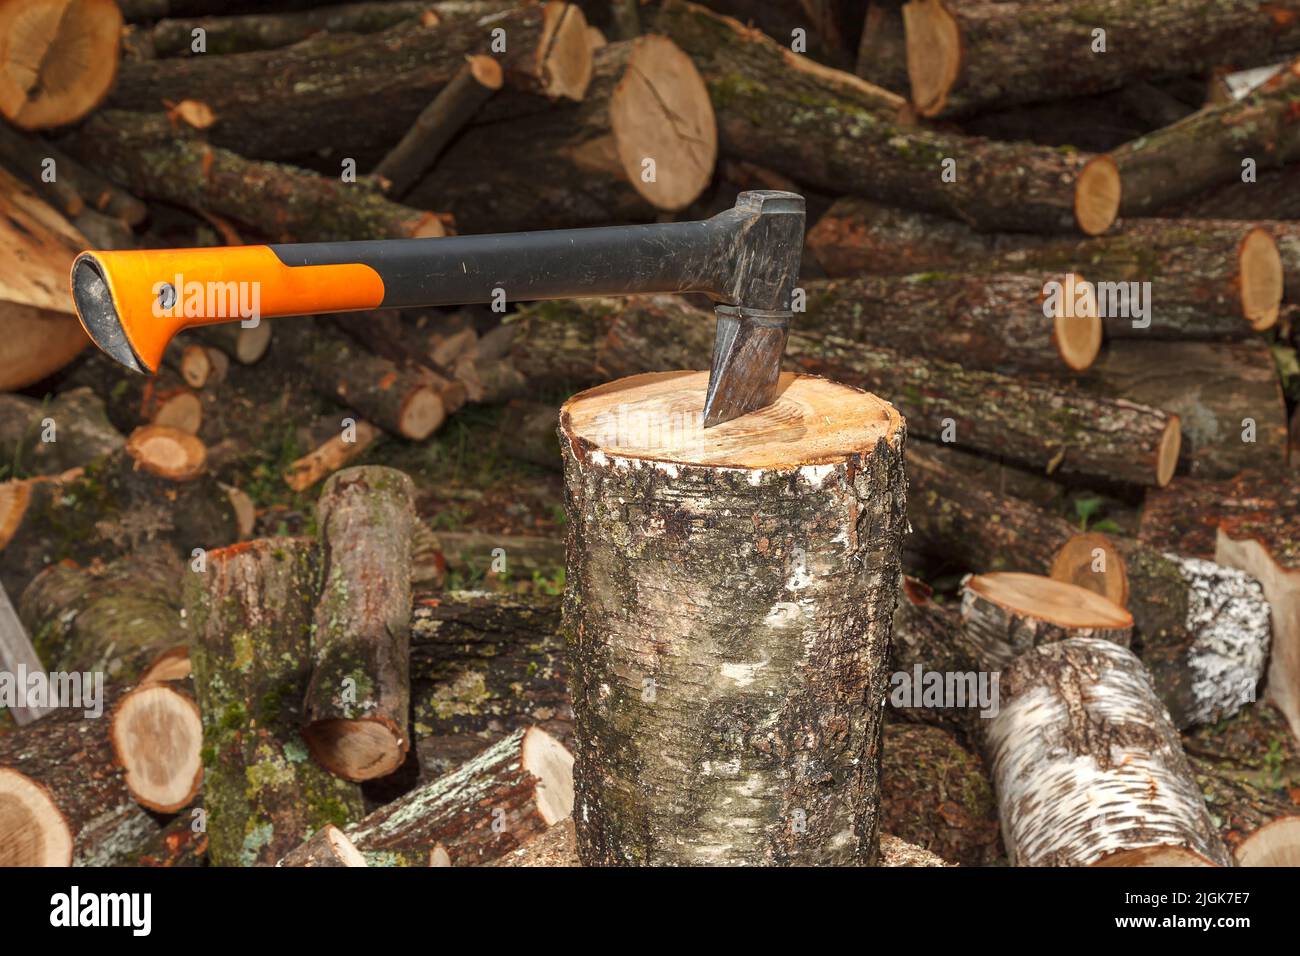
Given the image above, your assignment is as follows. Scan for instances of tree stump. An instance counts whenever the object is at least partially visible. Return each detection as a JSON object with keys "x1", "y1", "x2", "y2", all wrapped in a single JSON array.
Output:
[{"x1": 560, "y1": 370, "x2": 907, "y2": 865}]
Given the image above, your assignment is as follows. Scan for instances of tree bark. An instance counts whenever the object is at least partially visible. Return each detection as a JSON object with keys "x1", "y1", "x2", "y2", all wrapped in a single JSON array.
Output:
[
  {"x1": 303, "y1": 467, "x2": 416, "y2": 782},
  {"x1": 1166, "y1": 164, "x2": 1300, "y2": 221},
  {"x1": 0, "y1": 122, "x2": 146, "y2": 225},
  {"x1": 106, "y1": 2, "x2": 592, "y2": 165},
  {"x1": 1270, "y1": 221, "x2": 1300, "y2": 304},
  {"x1": 184, "y1": 538, "x2": 365, "y2": 866},
  {"x1": 1111, "y1": 60, "x2": 1300, "y2": 217},
  {"x1": 0, "y1": 388, "x2": 124, "y2": 478},
  {"x1": 347, "y1": 725, "x2": 573, "y2": 866},
  {"x1": 278, "y1": 824, "x2": 367, "y2": 867},
  {"x1": 987, "y1": 637, "x2": 1232, "y2": 867},
  {"x1": 408, "y1": 35, "x2": 716, "y2": 232},
  {"x1": 562, "y1": 370, "x2": 907, "y2": 865},
  {"x1": 655, "y1": 0, "x2": 1120, "y2": 235},
  {"x1": 855, "y1": 1, "x2": 910, "y2": 94},
  {"x1": 1083, "y1": 340, "x2": 1288, "y2": 479},
  {"x1": 61, "y1": 111, "x2": 447, "y2": 243},
  {"x1": 808, "y1": 200, "x2": 1285, "y2": 338},
  {"x1": 902, "y1": 0, "x2": 1300, "y2": 119}
]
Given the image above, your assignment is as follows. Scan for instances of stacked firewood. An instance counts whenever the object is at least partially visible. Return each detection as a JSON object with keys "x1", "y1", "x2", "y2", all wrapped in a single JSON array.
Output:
[{"x1": 1, "y1": 0, "x2": 1299, "y2": 867}]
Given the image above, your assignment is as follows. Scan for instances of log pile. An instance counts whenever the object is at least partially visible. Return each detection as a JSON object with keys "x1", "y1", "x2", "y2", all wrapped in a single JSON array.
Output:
[{"x1": 1, "y1": 0, "x2": 1298, "y2": 872}]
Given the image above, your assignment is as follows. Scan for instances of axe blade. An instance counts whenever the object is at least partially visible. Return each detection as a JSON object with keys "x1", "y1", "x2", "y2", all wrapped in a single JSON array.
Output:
[{"x1": 702, "y1": 306, "x2": 791, "y2": 428}]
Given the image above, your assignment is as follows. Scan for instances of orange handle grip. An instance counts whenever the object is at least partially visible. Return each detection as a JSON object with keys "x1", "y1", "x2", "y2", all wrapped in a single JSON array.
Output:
[{"x1": 71, "y1": 245, "x2": 385, "y2": 373}]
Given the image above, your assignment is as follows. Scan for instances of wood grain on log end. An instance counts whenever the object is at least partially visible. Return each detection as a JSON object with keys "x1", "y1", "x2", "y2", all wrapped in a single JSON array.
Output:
[
  {"x1": 110, "y1": 683, "x2": 203, "y2": 813},
  {"x1": 962, "y1": 572, "x2": 1134, "y2": 652},
  {"x1": 279, "y1": 824, "x2": 367, "y2": 868},
  {"x1": 901, "y1": 0, "x2": 958, "y2": 119},
  {"x1": 1234, "y1": 816, "x2": 1300, "y2": 867},
  {"x1": 537, "y1": 0, "x2": 594, "y2": 100},
  {"x1": 1050, "y1": 532, "x2": 1130, "y2": 609},
  {"x1": 139, "y1": 645, "x2": 191, "y2": 684},
  {"x1": 1240, "y1": 227, "x2": 1284, "y2": 331},
  {"x1": 125, "y1": 425, "x2": 207, "y2": 482},
  {"x1": 1046, "y1": 274, "x2": 1103, "y2": 371},
  {"x1": 0, "y1": 768, "x2": 71, "y2": 865},
  {"x1": 1074, "y1": 156, "x2": 1121, "y2": 236}
]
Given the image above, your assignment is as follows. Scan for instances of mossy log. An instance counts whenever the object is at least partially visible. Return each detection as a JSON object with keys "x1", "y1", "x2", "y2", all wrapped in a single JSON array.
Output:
[
  {"x1": 0, "y1": 429, "x2": 239, "y2": 596},
  {"x1": 409, "y1": 590, "x2": 569, "y2": 741},
  {"x1": 562, "y1": 371, "x2": 907, "y2": 865},
  {"x1": 1082, "y1": 340, "x2": 1289, "y2": 478},
  {"x1": 61, "y1": 111, "x2": 446, "y2": 243},
  {"x1": 0, "y1": 685, "x2": 159, "y2": 866},
  {"x1": 807, "y1": 199, "x2": 1285, "y2": 338},
  {"x1": 901, "y1": 0, "x2": 1300, "y2": 119},
  {"x1": 19, "y1": 547, "x2": 184, "y2": 684},
  {"x1": 0, "y1": 388, "x2": 124, "y2": 478},
  {"x1": 655, "y1": 0, "x2": 1120, "y2": 235},
  {"x1": 185, "y1": 538, "x2": 365, "y2": 867},
  {"x1": 107, "y1": 2, "x2": 591, "y2": 165},
  {"x1": 347, "y1": 725, "x2": 573, "y2": 866},
  {"x1": 1110, "y1": 60, "x2": 1300, "y2": 217},
  {"x1": 408, "y1": 35, "x2": 716, "y2": 232},
  {"x1": 881, "y1": 721, "x2": 1001, "y2": 867},
  {"x1": 302, "y1": 467, "x2": 415, "y2": 782},
  {"x1": 988, "y1": 638, "x2": 1232, "y2": 867}
]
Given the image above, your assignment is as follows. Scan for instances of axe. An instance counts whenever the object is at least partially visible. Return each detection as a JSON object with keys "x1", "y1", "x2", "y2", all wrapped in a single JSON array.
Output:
[{"x1": 69, "y1": 191, "x2": 805, "y2": 427}]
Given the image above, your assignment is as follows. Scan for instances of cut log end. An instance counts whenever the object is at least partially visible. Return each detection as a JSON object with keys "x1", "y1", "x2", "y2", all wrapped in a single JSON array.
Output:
[
  {"x1": 110, "y1": 684, "x2": 204, "y2": 814},
  {"x1": 1050, "y1": 532, "x2": 1129, "y2": 609},
  {"x1": 902, "y1": 0, "x2": 959, "y2": 118},
  {"x1": 609, "y1": 35, "x2": 716, "y2": 212},
  {"x1": 1090, "y1": 846, "x2": 1221, "y2": 867},
  {"x1": 125, "y1": 425, "x2": 207, "y2": 481},
  {"x1": 281, "y1": 824, "x2": 368, "y2": 867},
  {"x1": 1239, "y1": 227, "x2": 1283, "y2": 331},
  {"x1": 301, "y1": 718, "x2": 408, "y2": 783},
  {"x1": 522, "y1": 727, "x2": 575, "y2": 825},
  {"x1": 538, "y1": 1, "x2": 593, "y2": 100},
  {"x1": 0, "y1": 768, "x2": 71, "y2": 866},
  {"x1": 0, "y1": 0, "x2": 122, "y2": 129},
  {"x1": 1234, "y1": 817, "x2": 1300, "y2": 867},
  {"x1": 150, "y1": 390, "x2": 203, "y2": 434},
  {"x1": 140, "y1": 646, "x2": 191, "y2": 684},
  {"x1": 1046, "y1": 274, "x2": 1102, "y2": 371},
  {"x1": 561, "y1": 370, "x2": 902, "y2": 470},
  {"x1": 398, "y1": 387, "x2": 446, "y2": 440},
  {"x1": 1074, "y1": 156, "x2": 1121, "y2": 236},
  {"x1": 967, "y1": 571, "x2": 1134, "y2": 632},
  {"x1": 467, "y1": 54, "x2": 504, "y2": 92},
  {"x1": 1156, "y1": 416, "x2": 1181, "y2": 487}
]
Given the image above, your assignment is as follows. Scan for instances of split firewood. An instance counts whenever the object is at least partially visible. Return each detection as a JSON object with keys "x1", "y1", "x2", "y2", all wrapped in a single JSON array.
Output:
[
  {"x1": 901, "y1": 0, "x2": 1300, "y2": 120},
  {"x1": 1234, "y1": 817, "x2": 1300, "y2": 866},
  {"x1": 881, "y1": 721, "x2": 1001, "y2": 867},
  {"x1": 302, "y1": 467, "x2": 416, "y2": 782},
  {"x1": 62, "y1": 111, "x2": 448, "y2": 243},
  {"x1": 808, "y1": 200, "x2": 1285, "y2": 338},
  {"x1": 961, "y1": 572, "x2": 1134, "y2": 652},
  {"x1": 185, "y1": 538, "x2": 366, "y2": 866},
  {"x1": 656, "y1": 0, "x2": 1120, "y2": 235},
  {"x1": 107, "y1": 3, "x2": 592, "y2": 164},
  {"x1": 1051, "y1": 533, "x2": 1272, "y2": 729},
  {"x1": 0, "y1": 0, "x2": 123, "y2": 129},
  {"x1": 1082, "y1": 340, "x2": 1289, "y2": 479},
  {"x1": 805, "y1": 273, "x2": 1102, "y2": 373},
  {"x1": 0, "y1": 388, "x2": 124, "y2": 477},
  {"x1": 409, "y1": 591, "x2": 569, "y2": 740},
  {"x1": 987, "y1": 638, "x2": 1232, "y2": 867},
  {"x1": 410, "y1": 35, "x2": 716, "y2": 232},
  {"x1": 0, "y1": 681, "x2": 200, "y2": 866},
  {"x1": 282, "y1": 420, "x2": 382, "y2": 492},
  {"x1": 147, "y1": 0, "x2": 438, "y2": 57},
  {"x1": 0, "y1": 428, "x2": 239, "y2": 595},
  {"x1": 375, "y1": 55, "x2": 504, "y2": 199},
  {"x1": 562, "y1": 371, "x2": 906, "y2": 865},
  {"x1": 855, "y1": 1, "x2": 910, "y2": 94},
  {"x1": 188, "y1": 320, "x2": 272, "y2": 365},
  {"x1": 278, "y1": 824, "x2": 367, "y2": 868},
  {"x1": 18, "y1": 547, "x2": 185, "y2": 684},
  {"x1": 348, "y1": 726, "x2": 574, "y2": 866},
  {"x1": 283, "y1": 320, "x2": 446, "y2": 440},
  {"x1": 1141, "y1": 471, "x2": 1300, "y2": 744},
  {"x1": 1111, "y1": 59, "x2": 1300, "y2": 217}
]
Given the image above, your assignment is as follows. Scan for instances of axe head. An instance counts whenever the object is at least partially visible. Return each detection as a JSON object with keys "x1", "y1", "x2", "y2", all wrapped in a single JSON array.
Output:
[{"x1": 702, "y1": 306, "x2": 790, "y2": 427}]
